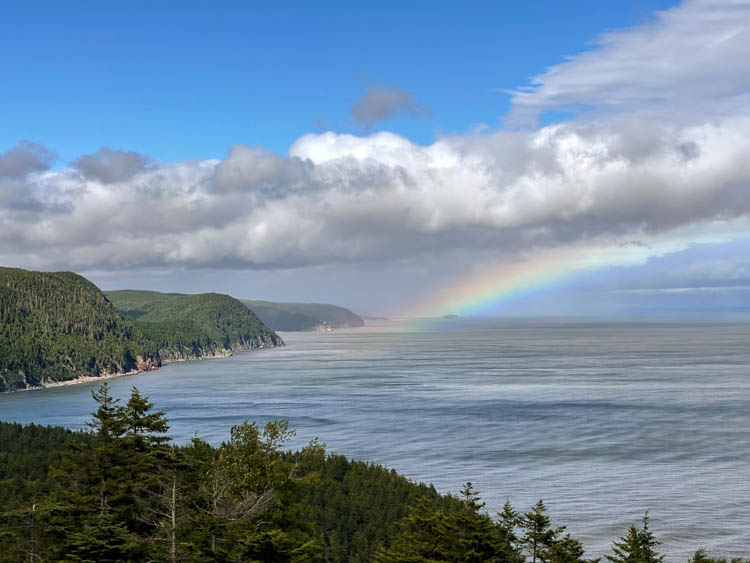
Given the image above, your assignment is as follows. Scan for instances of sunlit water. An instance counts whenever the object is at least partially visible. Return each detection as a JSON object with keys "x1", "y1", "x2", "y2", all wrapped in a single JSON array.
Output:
[{"x1": 1, "y1": 319, "x2": 749, "y2": 560}]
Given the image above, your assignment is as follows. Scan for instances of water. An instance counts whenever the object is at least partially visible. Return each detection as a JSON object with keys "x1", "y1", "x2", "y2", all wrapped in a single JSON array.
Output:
[{"x1": 1, "y1": 319, "x2": 749, "y2": 560}]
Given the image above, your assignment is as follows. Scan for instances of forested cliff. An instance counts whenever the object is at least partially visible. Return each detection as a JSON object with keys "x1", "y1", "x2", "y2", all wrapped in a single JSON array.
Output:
[
  {"x1": 106, "y1": 290, "x2": 283, "y2": 361},
  {"x1": 0, "y1": 268, "x2": 159, "y2": 392},
  {"x1": 0, "y1": 269, "x2": 283, "y2": 392}
]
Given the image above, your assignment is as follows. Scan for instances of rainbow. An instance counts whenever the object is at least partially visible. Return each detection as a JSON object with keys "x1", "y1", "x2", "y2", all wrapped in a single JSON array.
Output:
[
  {"x1": 403, "y1": 244, "x2": 659, "y2": 325},
  {"x1": 400, "y1": 231, "x2": 747, "y2": 326}
]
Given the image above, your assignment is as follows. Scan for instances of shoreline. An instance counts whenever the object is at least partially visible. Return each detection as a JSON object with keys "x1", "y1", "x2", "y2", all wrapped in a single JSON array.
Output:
[
  {"x1": 9, "y1": 367, "x2": 151, "y2": 394},
  {"x1": 3, "y1": 342, "x2": 281, "y2": 394}
]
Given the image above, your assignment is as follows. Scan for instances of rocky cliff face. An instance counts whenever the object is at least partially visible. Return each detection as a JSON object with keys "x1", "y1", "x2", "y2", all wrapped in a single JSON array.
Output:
[
  {"x1": 240, "y1": 332, "x2": 285, "y2": 348},
  {"x1": 159, "y1": 347, "x2": 233, "y2": 362},
  {"x1": 158, "y1": 332, "x2": 284, "y2": 363},
  {"x1": 1, "y1": 354, "x2": 162, "y2": 392},
  {"x1": 135, "y1": 355, "x2": 161, "y2": 372}
]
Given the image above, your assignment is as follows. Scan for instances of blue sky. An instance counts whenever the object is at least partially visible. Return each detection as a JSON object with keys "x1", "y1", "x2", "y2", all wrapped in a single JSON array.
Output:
[
  {"x1": 1, "y1": 0, "x2": 676, "y2": 162},
  {"x1": 2, "y1": 0, "x2": 750, "y2": 317}
]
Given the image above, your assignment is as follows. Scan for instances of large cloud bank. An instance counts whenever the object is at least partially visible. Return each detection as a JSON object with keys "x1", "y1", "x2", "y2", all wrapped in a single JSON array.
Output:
[{"x1": 2, "y1": 0, "x2": 749, "y2": 276}]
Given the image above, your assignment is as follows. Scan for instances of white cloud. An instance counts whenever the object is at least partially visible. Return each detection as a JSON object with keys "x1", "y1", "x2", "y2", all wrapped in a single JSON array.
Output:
[
  {"x1": 507, "y1": 0, "x2": 750, "y2": 125},
  {"x1": 1, "y1": 114, "x2": 750, "y2": 274}
]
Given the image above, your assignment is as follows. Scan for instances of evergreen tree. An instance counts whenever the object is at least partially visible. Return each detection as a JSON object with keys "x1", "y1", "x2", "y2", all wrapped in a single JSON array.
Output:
[
  {"x1": 497, "y1": 500, "x2": 524, "y2": 563},
  {"x1": 55, "y1": 384, "x2": 175, "y2": 560},
  {"x1": 453, "y1": 483, "x2": 514, "y2": 562},
  {"x1": 0, "y1": 502, "x2": 68, "y2": 562},
  {"x1": 690, "y1": 549, "x2": 714, "y2": 563},
  {"x1": 605, "y1": 513, "x2": 664, "y2": 563},
  {"x1": 123, "y1": 387, "x2": 169, "y2": 445},
  {"x1": 57, "y1": 384, "x2": 129, "y2": 517},
  {"x1": 376, "y1": 485, "x2": 515, "y2": 563},
  {"x1": 520, "y1": 500, "x2": 593, "y2": 563},
  {"x1": 373, "y1": 497, "x2": 457, "y2": 562},
  {"x1": 64, "y1": 507, "x2": 131, "y2": 563},
  {"x1": 521, "y1": 500, "x2": 561, "y2": 563},
  {"x1": 87, "y1": 383, "x2": 126, "y2": 443}
]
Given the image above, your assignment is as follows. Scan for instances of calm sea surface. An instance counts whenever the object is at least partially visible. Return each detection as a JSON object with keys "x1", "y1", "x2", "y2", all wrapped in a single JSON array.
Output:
[{"x1": 1, "y1": 319, "x2": 749, "y2": 560}]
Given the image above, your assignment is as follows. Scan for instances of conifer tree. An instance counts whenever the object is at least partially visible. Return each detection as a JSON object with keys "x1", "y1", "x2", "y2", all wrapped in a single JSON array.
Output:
[
  {"x1": 0, "y1": 502, "x2": 68, "y2": 562},
  {"x1": 690, "y1": 549, "x2": 714, "y2": 563},
  {"x1": 521, "y1": 500, "x2": 561, "y2": 563},
  {"x1": 64, "y1": 507, "x2": 131, "y2": 563},
  {"x1": 58, "y1": 384, "x2": 129, "y2": 517},
  {"x1": 123, "y1": 386, "x2": 170, "y2": 446},
  {"x1": 520, "y1": 500, "x2": 593, "y2": 563},
  {"x1": 87, "y1": 383, "x2": 126, "y2": 443},
  {"x1": 376, "y1": 485, "x2": 516, "y2": 563},
  {"x1": 373, "y1": 497, "x2": 456, "y2": 562},
  {"x1": 605, "y1": 513, "x2": 664, "y2": 563},
  {"x1": 497, "y1": 500, "x2": 524, "y2": 563},
  {"x1": 55, "y1": 384, "x2": 175, "y2": 560}
]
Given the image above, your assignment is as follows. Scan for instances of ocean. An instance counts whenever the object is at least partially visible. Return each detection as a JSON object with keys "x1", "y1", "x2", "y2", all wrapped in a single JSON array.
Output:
[{"x1": 1, "y1": 319, "x2": 748, "y2": 560}]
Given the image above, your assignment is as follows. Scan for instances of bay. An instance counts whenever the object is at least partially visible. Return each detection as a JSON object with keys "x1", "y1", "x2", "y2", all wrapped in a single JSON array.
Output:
[{"x1": 1, "y1": 319, "x2": 748, "y2": 560}]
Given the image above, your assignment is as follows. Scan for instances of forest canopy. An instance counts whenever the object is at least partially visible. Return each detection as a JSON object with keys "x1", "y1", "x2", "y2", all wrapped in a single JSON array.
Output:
[
  {"x1": 107, "y1": 290, "x2": 283, "y2": 361},
  {"x1": 0, "y1": 268, "x2": 283, "y2": 392},
  {"x1": 0, "y1": 268, "x2": 159, "y2": 392}
]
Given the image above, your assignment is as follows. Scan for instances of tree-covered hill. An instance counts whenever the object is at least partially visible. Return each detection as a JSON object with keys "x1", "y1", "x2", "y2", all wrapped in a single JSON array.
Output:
[
  {"x1": 106, "y1": 290, "x2": 283, "y2": 361},
  {"x1": 241, "y1": 300, "x2": 365, "y2": 331},
  {"x1": 0, "y1": 267, "x2": 160, "y2": 392}
]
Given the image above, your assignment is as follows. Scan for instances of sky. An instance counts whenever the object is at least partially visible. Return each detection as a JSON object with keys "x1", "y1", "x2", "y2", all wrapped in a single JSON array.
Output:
[{"x1": 2, "y1": 0, "x2": 750, "y2": 317}]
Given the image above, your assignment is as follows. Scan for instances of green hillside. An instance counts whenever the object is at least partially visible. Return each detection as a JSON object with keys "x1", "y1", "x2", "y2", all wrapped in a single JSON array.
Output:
[
  {"x1": 241, "y1": 300, "x2": 365, "y2": 331},
  {"x1": 106, "y1": 290, "x2": 283, "y2": 360},
  {"x1": 0, "y1": 268, "x2": 160, "y2": 392}
]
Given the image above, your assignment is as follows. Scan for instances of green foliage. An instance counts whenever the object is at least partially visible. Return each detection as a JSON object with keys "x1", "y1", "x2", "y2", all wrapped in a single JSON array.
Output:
[
  {"x1": 689, "y1": 549, "x2": 750, "y2": 563},
  {"x1": 374, "y1": 482, "x2": 517, "y2": 563},
  {"x1": 376, "y1": 490, "x2": 597, "y2": 563},
  {"x1": 106, "y1": 290, "x2": 283, "y2": 359},
  {"x1": 64, "y1": 507, "x2": 131, "y2": 563},
  {"x1": 299, "y1": 454, "x2": 462, "y2": 562},
  {"x1": 518, "y1": 500, "x2": 593, "y2": 563},
  {"x1": 0, "y1": 267, "x2": 160, "y2": 391},
  {"x1": 606, "y1": 513, "x2": 664, "y2": 563}
]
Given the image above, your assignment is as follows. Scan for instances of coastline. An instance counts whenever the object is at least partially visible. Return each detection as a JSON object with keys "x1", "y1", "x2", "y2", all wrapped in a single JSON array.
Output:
[
  {"x1": 41, "y1": 369, "x2": 145, "y2": 389},
  {"x1": 2, "y1": 341, "x2": 282, "y2": 394},
  {"x1": 6, "y1": 368, "x2": 147, "y2": 394}
]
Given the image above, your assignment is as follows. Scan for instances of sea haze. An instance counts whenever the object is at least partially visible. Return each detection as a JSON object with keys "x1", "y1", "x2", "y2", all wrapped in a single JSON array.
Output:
[{"x1": 1, "y1": 319, "x2": 748, "y2": 560}]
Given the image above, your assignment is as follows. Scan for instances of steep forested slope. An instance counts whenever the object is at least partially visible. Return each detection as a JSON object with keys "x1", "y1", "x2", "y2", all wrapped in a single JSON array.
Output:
[
  {"x1": 106, "y1": 290, "x2": 283, "y2": 360},
  {"x1": 241, "y1": 300, "x2": 365, "y2": 331},
  {"x1": 0, "y1": 268, "x2": 159, "y2": 392}
]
